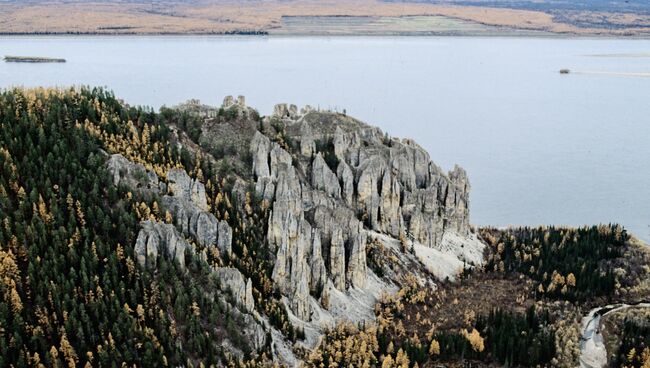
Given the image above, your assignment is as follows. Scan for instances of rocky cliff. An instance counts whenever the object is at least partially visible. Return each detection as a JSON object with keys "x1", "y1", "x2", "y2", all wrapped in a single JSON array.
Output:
[
  {"x1": 117, "y1": 96, "x2": 484, "y2": 365},
  {"x1": 247, "y1": 99, "x2": 475, "y2": 324}
]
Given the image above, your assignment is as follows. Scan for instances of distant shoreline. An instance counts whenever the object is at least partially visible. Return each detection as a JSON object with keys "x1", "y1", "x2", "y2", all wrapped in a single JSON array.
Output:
[
  {"x1": 0, "y1": 31, "x2": 269, "y2": 36},
  {"x1": 1, "y1": 32, "x2": 649, "y2": 39},
  {"x1": 2, "y1": 3, "x2": 650, "y2": 38}
]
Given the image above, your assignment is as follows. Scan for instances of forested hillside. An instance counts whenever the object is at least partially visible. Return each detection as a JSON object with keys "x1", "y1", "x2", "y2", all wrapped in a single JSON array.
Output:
[
  {"x1": 0, "y1": 87, "x2": 648, "y2": 367},
  {"x1": 0, "y1": 87, "x2": 277, "y2": 367}
]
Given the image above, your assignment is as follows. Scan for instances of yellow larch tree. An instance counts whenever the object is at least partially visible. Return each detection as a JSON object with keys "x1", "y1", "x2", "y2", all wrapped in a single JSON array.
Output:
[
  {"x1": 381, "y1": 354, "x2": 394, "y2": 368},
  {"x1": 429, "y1": 339, "x2": 440, "y2": 356},
  {"x1": 395, "y1": 348, "x2": 409, "y2": 368},
  {"x1": 462, "y1": 328, "x2": 485, "y2": 353},
  {"x1": 59, "y1": 332, "x2": 78, "y2": 368}
]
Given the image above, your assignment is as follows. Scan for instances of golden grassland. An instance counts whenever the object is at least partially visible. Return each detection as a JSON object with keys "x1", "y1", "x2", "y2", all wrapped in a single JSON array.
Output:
[{"x1": 1, "y1": 0, "x2": 649, "y2": 36}]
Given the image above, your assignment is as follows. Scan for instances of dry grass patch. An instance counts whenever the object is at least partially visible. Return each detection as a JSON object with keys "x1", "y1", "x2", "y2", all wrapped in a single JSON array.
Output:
[{"x1": 1, "y1": 0, "x2": 649, "y2": 35}]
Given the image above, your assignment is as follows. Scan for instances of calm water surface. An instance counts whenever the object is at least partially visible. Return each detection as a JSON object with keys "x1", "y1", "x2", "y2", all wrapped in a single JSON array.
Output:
[{"x1": 1, "y1": 36, "x2": 649, "y2": 241}]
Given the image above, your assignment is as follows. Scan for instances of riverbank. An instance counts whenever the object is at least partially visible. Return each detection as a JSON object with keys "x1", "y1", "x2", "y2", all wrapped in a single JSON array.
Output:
[{"x1": 1, "y1": 0, "x2": 650, "y2": 37}]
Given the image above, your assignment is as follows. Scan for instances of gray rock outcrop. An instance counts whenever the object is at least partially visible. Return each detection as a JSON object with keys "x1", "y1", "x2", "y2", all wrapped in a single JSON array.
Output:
[
  {"x1": 106, "y1": 154, "x2": 233, "y2": 261},
  {"x1": 108, "y1": 151, "x2": 262, "y2": 356},
  {"x1": 309, "y1": 230, "x2": 327, "y2": 295},
  {"x1": 217, "y1": 220, "x2": 233, "y2": 256},
  {"x1": 248, "y1": 109, "x2": 471, "y2": 321},
  {"x1": 162, "y1": 195, "x2": 233, "y2": 256},
  {"x1": 251, "y1": 131, "x2": 272, "y2": 179},
  {"x1": 311, "y1": 154, "x2": 341, "y2": 199},
  {"x1": 329, "y1": 228, "x2": 346, "y2": 290},
  {"x1": 222, "y1": 95, "x2": 247, "y2": 109},
  {"x1": 106, "y1": 153, "x2": 161, "y2": 194},
  {"x1": 337, "y1": 161, "x2": 354, "y2": 206},
  {"x1": 167, "y1": 168, "x2": 208, "y2": 211},
  {"x1": 134, "y1": 220, "x2": 192, "y2": 269},
  {"x1": 267, "y1": 165, "x2": 313, "y2": 320},
  {"x1": 273, "y1": 103, "x2": 299, "y2": 119},
  {"x1": 214, "y1": 267, "x2": 255, "y2": 312},
  {"x1": 300, "y1": 123, "x2": 316, "y2": 157},
  {"x1": 116, "y1": 97, "x2": 477, "y2": 364},
  {"x1": 347, "y1": 227, "x2": 368, "y2": 289},
  {"x1": 331, "y1": 122, "x2": 471, "y2": 247}
]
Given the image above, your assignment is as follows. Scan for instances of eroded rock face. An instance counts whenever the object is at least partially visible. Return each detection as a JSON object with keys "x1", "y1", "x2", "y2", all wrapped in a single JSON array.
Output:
[
  {"x1": 214, "y1": 267, "x2": 255, "y2": 312},
  {"x1": 356, "y1": 155, "x2": 386, "y2": 231},
  {"x1": 217, "y1": 220, "x2": 233, "y2": 256},
  {"x1": 162, "y1": 195, "x2": 233, "y2": 256},
  {"x1": 309, "y1": 230, "x2": 327, "y2": 295},
  {"x1": 107, "y1": 153, "x2": 234, "y2": 263},
  {"x1": 106, "y1": 154, "x2": 161, "y2": 194},
  {"x1": 347, "y1": 226, "x2": 368, "y2": 289},
  {"x1": 335, "y1": 125, "x2": 470, "y2": 247},
  {"x1": 311, "y1": 154, "x2": 341, "y2": 199},
  {"x1": 222, "y1": 94, "x2": 246, "y2": 108},
  {"x1": 117, "y1": 97, "x2": 476, "y2": 364},
  {"x1": 329, "y1": 228, "x2": 346, "y2": 291},
  {"x1": 250, "y1": 109, "x2": 471, "y2": 321},
  {"x1": 167, "y1": 168, "x2": 208, "y2": 211},
  {"x1": 273, "y1": 103, "x2": 299, "y2": 119},
  {"x1": 300, "y1": 123, "x2": 316, "y2": 157},
  {"x1": 135, "y1": 220, "x2": 192, "y2": 269},
  {"x1": 223, "y1": 95, "x2": 235, "y2": 108},
  {"x1": 267, "y1": 165, "x2": 313, "y2": 320},
  {"x1": 448, "y1": 165, "x2": 471, "y2": 233},
  {"x1": 337, "y1": 161, "x2": 354, "y2": 206},
  {"x1": 251, "y1": 131, "x2": 272, "y2": 179}
]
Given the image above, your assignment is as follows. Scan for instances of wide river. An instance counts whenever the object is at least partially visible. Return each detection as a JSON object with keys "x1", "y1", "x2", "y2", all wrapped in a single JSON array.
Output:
[{"x1": 1, "y1": 36, "x2": 649, "y2": 242}]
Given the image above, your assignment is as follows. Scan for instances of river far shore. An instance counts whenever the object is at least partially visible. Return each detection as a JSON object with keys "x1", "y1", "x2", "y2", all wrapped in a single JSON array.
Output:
[{"x1": 1, "y1": 0, "x2": 650, "y2": 37}]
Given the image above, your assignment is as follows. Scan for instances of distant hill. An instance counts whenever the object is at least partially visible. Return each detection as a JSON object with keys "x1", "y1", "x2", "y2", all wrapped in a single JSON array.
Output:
[
  {"x1": 3, "y1": 0, "x2": 650, "y2": 13},
  {"x1": 384, "y1": 0, "x2": 650, "y2": 14},
  {"x1": 0, "y1": 0, "x2": 649, "y2": 35},
  {"x1": 385, "y1": 0, "x2": 650, "y2": 30}
]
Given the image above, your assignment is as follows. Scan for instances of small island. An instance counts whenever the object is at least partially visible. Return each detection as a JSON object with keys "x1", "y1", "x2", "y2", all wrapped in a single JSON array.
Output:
[{"x1": 4, "y1": 55, "x2": 66, "y2": 63}]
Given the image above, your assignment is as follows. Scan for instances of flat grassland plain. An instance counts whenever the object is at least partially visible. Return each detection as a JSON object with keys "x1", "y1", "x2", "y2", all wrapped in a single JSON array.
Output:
[{"x1": 1, "y1": 0, "x2": 650, "y2": 36}]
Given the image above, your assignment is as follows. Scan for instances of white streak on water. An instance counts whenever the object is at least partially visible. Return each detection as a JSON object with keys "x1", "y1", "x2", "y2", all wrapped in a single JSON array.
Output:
[{"x1": 574, "y1": 70, "x2": 650, "y2": 77}]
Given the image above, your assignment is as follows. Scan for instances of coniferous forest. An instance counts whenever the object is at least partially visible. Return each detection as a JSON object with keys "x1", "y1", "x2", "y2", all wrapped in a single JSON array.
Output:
[
  {"x1": 617, "y1": 316, "x2": 650, "y2": 367},
  {"x1": 0, "y1": 87, "x2": 280, "y2": 367},
  {"x1": 482, "y1": 225, "x2": 627, "y2": 302}
]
